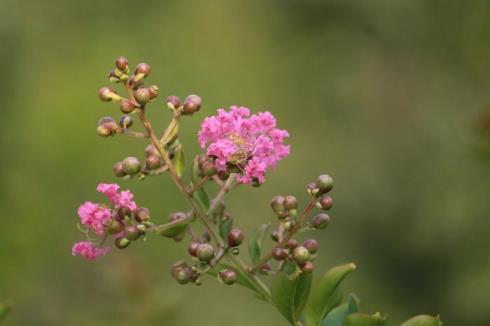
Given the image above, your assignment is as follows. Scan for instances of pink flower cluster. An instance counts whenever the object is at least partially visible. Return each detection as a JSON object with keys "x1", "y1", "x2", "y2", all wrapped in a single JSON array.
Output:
[
  {"x1": 72, "y1": 183, "x2": 138, "y2": 260},
  {"x1": 198, "y1": 106, "x2": 290, "y2": 184}
]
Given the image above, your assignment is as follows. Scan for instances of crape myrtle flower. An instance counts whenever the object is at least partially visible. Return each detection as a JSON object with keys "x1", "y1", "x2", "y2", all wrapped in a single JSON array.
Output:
[
  {"x1": 72, "y1": 241, "x2": 110, "y2": 260},
  {"x1": 197, "y1": 106, "x2": 290, "y2": 184}
]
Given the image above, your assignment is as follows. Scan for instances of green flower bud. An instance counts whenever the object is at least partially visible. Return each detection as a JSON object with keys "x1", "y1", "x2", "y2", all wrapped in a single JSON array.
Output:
[
  {"x1": 133, "y1": 207, "x2": 150, "y2": 222},
  {"x1": 125, "y1": 225, "x2": 143, "y2": 241},
  {"x1": 96, "y1": 117, "x2": 117, "y2": 137},
  {"x1": 115, "y1": 56, "x2": 128, "y2": 71},
  {"x1": 170, "y1": 260, "x2": 188, "y2": 278},
  {"x1": 293, "y1": 246, "x2": 310, "y2": 264},
  {"x1": 134, "y1": 62, "x2": 151, "y2": 78},
  {"x1": 145, "y1": 144, "x2": 159, "y2": 157},
  {"x1": 196, "y1": 243, "x2": 215, "y2": 262},
  {"x1": 300, "y1": 261, "x2": 315, "y2": 273},
  {"x1": 270, "y1": 196, "x2": 287, "y2": 218},
  {"x1": 148, "y1": 85, "x2": 159, "y2": 100},
  {"x1": 188, "y1": 241, "x2": 200, "y2": 257},
  {"x1": 219, "y1": 269, "x2": 237, "y2": 285},
  {"x1": 175, "y1": 267, "x2": 193, "y2": 284},
  {"x1": 318, "y1": 196, "x2": 333, "y2": 211},
  {"x1": 302, "y1": 239, "x2": 318, "y2": 254},
  {"x1": 182, "y1": 95, "x2": 202, "y2": 115},
  {"x1": 316, "y1": 174, "x2": 334, "y2": 194},
  {"x1": 108, "y1": 69, "x2": 120, "y2": 83},
  {"x1": 98, "y1": 87, "x2": 121, "y2": 102},
  {"x1": 166, "y1": 95, "x2": 181, "y2": 110},
  {"x1": 107, "y1": 219, "x2": 125, "y2": 234},
  {"x1": 286, "y1": 239, "x2": 299, "y2": 250},
  {"x1": 230, "y1": 247, "x2": 240, "y2": 255},
  {"x1": 115, "y1": 237, "x2": 131, "y2": 249},
  {"x1": 306, "y1": 182, "x2": 321, "y2": 198},
  {"x1": 134, "y1": 87, "x2": 151, "y2": 105},
  {"x1": 119, "y1": 99, "x2": 136, "y2": 113},
  {"x1": 122, "y1": 157, "x2": 141, "y2": 175},
  {"x1": 145, "y1": 155, "x2": 162, "y2": 170},
  {"x1": 119, "y1": 115, "x2": 133, "y2": 129},
  {"x1": 312, "y1": 213, "x2": 330, "y2": 229},
  {"x1": 113, "y1": 161, "x2": 126, "y2": 177},
  {"x1": 284, "y1": 195, "x2": 298, "y2": 211},
  {"x1": 272, "y1": 247, "x2": 288, "y2": 261},
  {"x1": 227, "y1": 229, "x2": 244, "y2": 247}
]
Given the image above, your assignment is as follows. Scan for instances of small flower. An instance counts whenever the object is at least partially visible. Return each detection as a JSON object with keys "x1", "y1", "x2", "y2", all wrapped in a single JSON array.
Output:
[
  {"x1": 77, "y1": 201, "x2": 112, "y2": 235},
  {"x1": 97, "y1": 183, "x2": 137, "y2": 211},
  {"x1": 72, "y1": 241, "x2": 110, "y2": 260},
  {"x1": 198, "y1": 106, "x2": 290, "y2": 184}
]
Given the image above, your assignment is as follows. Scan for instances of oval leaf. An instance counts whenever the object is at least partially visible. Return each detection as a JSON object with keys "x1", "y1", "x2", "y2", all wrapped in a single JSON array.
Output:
[
  {"x1": 173, "y1": 144, "x2": 185, "y2": 177},
  {"x1": 401, "y1": 315, "x2": 443, "y2": 326},
  {"x1": 155, "y1": 217, "x2": 191, "y2": 238},
  {"x1": 271, "y1": 272, "x2": 313, "y2": 324},
  {"x1": 247, "y1": 223, "x2": 270, "y2": 265},
  {"x1": 343, "y1": 312, "x2": 388, "y2": 326},
  {"x1": 161, "y1": 117, "x2": 179, "y2": 145},
  {"x1": 193, "y1": 187, "x2": 210, "y2": 211},
  {"x1": 219, "y1": 216, "x2": 233, "y2": 240},
  {"x1": 305, "y1": 263, "x2": 356, "y2": 326},
  {"x1": 323, "y1": 293, "x2": 359, "y2": 326},
  {"x1": 191, "y1": 156, "x2": 201, "y2": 183}
]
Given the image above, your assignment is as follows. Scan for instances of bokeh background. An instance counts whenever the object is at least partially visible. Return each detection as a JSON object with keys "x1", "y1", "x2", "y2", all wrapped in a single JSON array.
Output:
[{"x1": 1, "y1": 0, "x2": 490, "y2": 325}]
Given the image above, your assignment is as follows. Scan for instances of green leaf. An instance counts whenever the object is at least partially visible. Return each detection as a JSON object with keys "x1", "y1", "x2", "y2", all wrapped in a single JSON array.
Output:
[
  {"x1": 401, "y1": 315, "x2": 443, "y2": 326},
  {"x1": 191, "y1": 156, "x2": 201, "y2": 183},
  {"x1": 193, "y1": 187, "x2": 210, "y2": 211},
  {"x1": 161, "y1": 117, "x2": 179, "y2": 145},
  {"x1": 323, "y1": 293, "x2": 359, "y2": 326},
  {"x1": 343, "y1": 312, "x2": 388, "y2": 326},
  {"x1": 219, "y1": 216, "x2": 233, "y2": 240},
  {"x1": 173, "y1": 144, "x2": 185, "y2": 177},
  {"x1": 247, "y1": 223, "x2": 270, "y2": 265},
  {"x1": 0, "y1": 300, "x2": 12, "y2": 322},
  {"x1": 305, "y1": 263, "x2": 356, "y2": 326},
  {"x1": 155, "y1": 217, "x2": 191, "y2": 238},
  {"x1": 207, "y1": 264, "x2": 259, "y2": 295},
  {"x1": 271, "y1": 272, "x2": 313, "y2": 325}
]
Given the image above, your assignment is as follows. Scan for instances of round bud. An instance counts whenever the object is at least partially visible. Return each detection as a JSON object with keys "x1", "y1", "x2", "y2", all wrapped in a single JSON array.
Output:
[
  {"x1": 125, "y1": 225, "x2": 142, "y2": 241},
  {"x1": 202, "y1": 160, "x2": 217, "y2": 177},
  {"x1": 170, "y1": 260, "x2": 188, "y2": 278},
  {"x1": 306, "y1": 182, "x2": 321, "y2": 198},
  {"x1": 270, "y1": 230, "x2": 280, "y2": 242},
  {"x1": 115, "y1": 56, "x2": 128, "y2": 70},
  {"x1": 270, "y1": 196, "x2": 286, "y2": 218},
  {"x1": 284, "y1": 195, "x2": 298, "y2": 211},
  {"x1": 302, "y1": 239, "x2": 318, "y2": 254},
  {"x1": 148, "y1": 85, "x2": 159, "y2": 100},
  {"x1": 259, "y1": 263, "x2": 272, "y2": 275},
  {"x1": 118, "y1": 206, "x2": 131, "y2": 219},
  {"x1": 134, "y1": 87, "x2": 151, "y2": 105},
  {"x1": 316, "y1": 174, "x2": 334, "y2": 194},
  {"x1": 145, "y1": 144, "x2": 159, "y2": 157},
  {"x1": 97, "y1": 116, "x2": 117, "y2": 137},
  {"x1": 119, "y1": 115, "x2": 133, "y2": 129},
  {"x1": 113, "y1": 161, "x2": 126, "y2": 177},
  {"x1": 219, "y1": 269, "x2": 237, "y2": 285},
  {"x1": 108, "y1": 69, "x2": 119, "y2": 82},
  {"x1": 196, "y1": 243, "x2": 215, "y2": 262},
  {"x1": 175, "y1": 267, "x2": 193, "y2": 284},
  {"x1": 98, "y1": 87, "x2": 115, "y2": 102},
  {"x1": 293, "y1": 246, "x2": 310, "y2": 264},
  {"x1": 182, "y1": 95, "x2": 202, "y2": 115},
  {"x1": 228, "y1": 229, "x2": 244, "y2": 247},
  {"x1": 135, "y1": 63, "x2": 151, "y2": 77},
  {"x1": 312, "y1": 213, "x2": 330, "y2": 229},
  {"x1": 107, "y1": 219, "x2": 124, "y2": 234},
  {"x1": 272, "y1": 247, "x2": 289, "y2": 261},
  {"x1": 168, "y1": 212, "x2": 187, "y2": 222},
  {"x1": 166, "y1": 95, "x2": 181, "y2": 110},
  {"x1": 146, "y1": 155, "x2": 162, "y2": 170},
  {"x1": 188, "y1": 241, "x2": 200, "y2": 257},
  {"x1": 122, "y1": 157, "x2": 141, "y2": 175},
  {"x1": 115, "y1": 237, "x2": 131, "y2": 249},
  {"x1": 133, "y1": 207, "x2": 150, "y2": 222},
  {"x1": 217, "y1": 170, "x2": 230, "y2": 181},
  {"x1": 119, "y1": 99, "x2": 136, "y2": 113},
  {"x1": 286, "y1": 239, "x2": 299, "y2": 250},
  {"x1": 318, "y1": 196, "x2": 333, "y2": 211},
  {"x1": 230, "y1": 247, "x2": 240, "y2": 255},
  {"x1": 300, "y1": 261, "x2": 315, "y2": 273}
]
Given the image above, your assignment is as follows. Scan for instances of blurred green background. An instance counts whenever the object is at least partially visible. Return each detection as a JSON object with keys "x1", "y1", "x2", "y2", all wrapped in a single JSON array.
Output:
[{"x1": 1, "y1": 0, "x2": 490, "y2": 325}]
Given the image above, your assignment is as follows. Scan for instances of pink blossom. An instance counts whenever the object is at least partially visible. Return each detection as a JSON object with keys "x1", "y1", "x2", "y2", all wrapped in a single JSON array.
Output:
[
  {"x1": 72, "y1": 241, "x2": 110, "y2": 260},
  {"x1": 77, "y1": 201, "x2": 112, "y2": 235},
  {"x1": 96, "y1": 183, "x2": 119, "y2": 203},
  {"x1": 97, "y1": 183, "x2": 137, "y2": 211},
  {"x1": 198, "y1": 106, "x2": 290, "y2": 184}
]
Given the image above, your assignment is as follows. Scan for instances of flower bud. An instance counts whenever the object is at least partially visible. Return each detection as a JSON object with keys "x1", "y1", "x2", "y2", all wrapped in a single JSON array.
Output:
[
  {"x1": 286, "y1": 239, "x2": 299, "y2": 250},
  {"x1": 217, "y1": 170, "x2": 230, "y2": 181},
  {"x1": 182, "y1": 95, "x2": 202, "y2": 115},
  {"x1": 119, "y1": 99, "x2": 136, "y2": 113},
  {"x1": 107, "y1": 219, "x2": 124, "y2": 234},
  {"x1": 168, "y1": 212, "x2": 187, "y2": 222},
  {"x1": 188, "y1": 241, "x2": 200, "y2": 257},
  {"x1": 284, "y1": 195, "x2": 298, "y2": 211},
  {"x1": 259, "y1": 263, "x2": 272, "y2": 275},
  {"x1": 128, "y1": 75, "x2": 144, "y2": 90},
  {"x1": 230, "y1": 247, "x2": 240, "y2": 255},
  {"x1": 119, "y1": 115, "x2": 133, "y2": 129},
  {"x1": 118, "y1": 206, "x2": 131, "y2": 219},
  {"x1": 125, "y1": 225, "x2": 143, "y2": 241},
  {"x1": 293, "y1": 246, "x2": 310, "y2": 264},
  {"x1": 219, "y1": 269, "x2": 237, "y2": 285},
  {"x1": 115, "y1": 237, "x2": 131, "y2": 249},
  {"x1": 316, "y1": 174, "x2": 334, "y2": 194},
  {"x1": 146, "y1": 155, "x2": 162, "y2": 170},
  {"x1": 300, "y1": 261, "x2": 315, "y2": 273},
  {"x1": 134, "y1": 87, "x2": 151, "y2": 105},
  {"x1": 170, "y1": 260, "x2": 188, "y2": 278},
  {"x1": 302, "y1": 239, "x2": 318, "y2": 254},
  {"x1": 108, "y1": 69, "x2": 120, "y2": 83},
  {"x1": 270, "y1": 230, "x2": 280, "y2": 242},
  {"x1": 228, "y1": 229, "x2": 244, "y2": 247},
  {"x1": 312, "y1": 213, "x2": 330, "y2": 229},
  {"x1": 284, "y1": 220, "x2": 295, "y2": 231},
  {"x1": 196, "y1": 243, "x2": 215, "y2": 262},
  {"x1": 175, "y1": 267, "x2": 193, "y2": 284},
  {"x1": 115, "y1": 56, "x2": 128, "y2": 71},
  {"x1": 148, "y1": 85, "x2": 159, "y2": 100},
  {"x1": 318, "y1": 196, "x2": 333, "y2": 211},
  {"x1": 166, "y1": 95, "x2": 181, "y2": 110},
  {"x1": 133, "y1": 207, "x2": 150, "y2": 222},
  {"x1": 272, "y1": 247, "x2": 288, "y2": 261},
  {"x1": 96, "y1": 116, "x2": 117, "y2": 137},
  {"x1": 122, "y1": 157, "x2": 141, "y2": 175},
  {"x1": 202, "y1": 160, "x2": 217, "y2": 177},
  {"x1": 270, "y1": 196, "x2": 286, "y2": 218},
  {"x1": 98, "y1": 87, "x2": 121, "y2": 102},
  {"x1": 145, "y1": 144, "x2": 159, "y2": 157},
  {"x1": 306, "y1": 182, "x2": 321, "y2": 198},
  {"x1": 113, "y1": 161, "x2": 126, "y2": 177},
  {"x1": 134, "y1": 63, "x2": 151, "y2": 78}
]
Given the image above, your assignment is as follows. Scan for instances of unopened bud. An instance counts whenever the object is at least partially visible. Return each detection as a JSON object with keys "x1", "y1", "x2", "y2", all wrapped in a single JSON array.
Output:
[
  {"x1": 170, "y1": 260, "x2": 188, "y2": 278},
  {"x1": 259, "y1": 263, "x2": 272, "y2": 275},
  {"x1": 302, "y1": 239, "x2": 318, "y2": 254},
  {"x1": 96, "y1": 117, "x2": 117, "y2": 137},
  {"x1": 286, "y1": 239, "x2": 299, "y2": 250},
  {"x1": 146, "y1": 155, "x2": 162, "y2": 170},
  {"x1": 175, "y1": 267, "x2": 193, "y2": 284},
  {"x1": 293, "y1": 246, "x2": 310, "y2": 264},
  {"x1": 270, "y1": 196, "x2": 287, "y2": 218},
  {"x1": 134, "y1": 63, "x2": 151, "y2": 78},
  {"x1": 270, "y1": 230, "x2": 280, "y2": 242},
  {"x1": 318, "y1": 196, "x2": 333, "y2": 211},
  {"x1": 188, "y1": 241, "x2": 200, "y2": 257},
  {"x1": 119, "y1": 99, "x2": 136, "y2": 113},
  {"x1": 196, "y1": 243, "x2": 215, "y2": 262},
  {"x1": 113, "y1": 161, "x2": 126, "y2": 177},
  {"x1": 166, "y1": 95, "x2": 181, "y2": 110},
  {"x1": 145, "y1": 144, "x2": 159, "y2": 157},
  {"x1": 133, "y1": 207, "x2": 150, "y2": 222},
  {"x1": 272, "y1": 247, "x2": 289, "y2": 261},
  {"x1": 148, "y1": 85, "x2": 159, "y2": 100},
  {"x1": 134, "y1": 87, "x2": 151, "y2": 105},
  {"x1": 108, "y1": 69, "x2": 120, "y2": 83},
  {"x1": 228, "y1": 229, "x2": 244, "y2": 247},
  {"x1": 125, "y1": 225, "x2": 143, "y2": 241},
  {"x1": 98, "y1": 87, "x2": 121, "y2": 102},
  {"x1": 316, "y1": 174, "x2": 334, "y2": 194},
  {"x1": 115, "y1": 237, "x2": 131, "y2": 249},
  {"x1": 119, "y1": 115, "x2": 133, "y2": 129},
  {"x1": 118, "y1": 206, "x2": 131, "y2": 219},
  {"x1": 306, "y1": 182, "x2": 321, "y2": 198},
  {"x1": 182, "y1": 95, "x2": 202, "y2": 115},
  {"x1": 107, "y1": 219, "x2": 124, "y2": 234},
  {"x1": 312, "y1": 213, "x2": 330, "y2": 229},
  {"x1": 122, "y1": 157, "x2": 141, "y2": 175},
  {"x1": 128, "y1": 75, "x2": 144, "y2": 90},
  {"x1": 168, "y1": 212, "x2": 187, "y2": 222},
  {"x1": 202, "y1": 160, "x2": 217, "y2": 177},
  {"x1": 219, "y1": 269, "x2": 237, "y2": 285},
  {"x1": 217, "y1": 170, "x2": 230, "y2": 181},
  {"x1": 300, "y1": 261, "x2": 315, "y2": 273},
  {"x1": 284, "y1": 195, "x2": 298, "y2": 211},
  {"x1": 115, "y1": 56, "x2": 128, "y2": 71}
]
